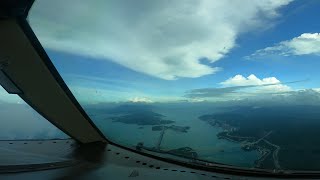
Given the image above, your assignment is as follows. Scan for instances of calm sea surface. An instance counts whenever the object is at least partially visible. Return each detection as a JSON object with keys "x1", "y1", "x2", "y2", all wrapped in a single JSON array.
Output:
[{"x1": 90, "y1": 103, "x2": 259, "y2": 168}]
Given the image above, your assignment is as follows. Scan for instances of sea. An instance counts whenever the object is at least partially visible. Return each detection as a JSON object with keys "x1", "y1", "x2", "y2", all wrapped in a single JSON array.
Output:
[{"x1": 89, "y1": 103, "x2": 260, "y2": 168}]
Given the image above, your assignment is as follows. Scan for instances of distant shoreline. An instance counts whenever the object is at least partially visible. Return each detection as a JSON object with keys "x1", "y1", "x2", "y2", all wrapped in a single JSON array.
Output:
[{"x1": 200, "y1": 114, "x2": 281, "y2": 170}]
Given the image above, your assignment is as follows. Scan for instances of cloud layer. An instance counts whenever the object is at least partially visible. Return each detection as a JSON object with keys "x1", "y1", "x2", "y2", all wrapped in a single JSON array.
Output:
[
  {"x1": 249, "y1": 33, "x2": 320, "y2": 58},
  {"x1": 29, "y1": 0, "x2": 292, "y2": 80},
  {"x1": 186, "y1": 74, "x2": 292, "y2": 99},
  {"x1": 221, "y1": 74, "x2": 291, "y2": 92},
  {"x1": 129, "y1": 97, "x2": 153, "y2": 103}
]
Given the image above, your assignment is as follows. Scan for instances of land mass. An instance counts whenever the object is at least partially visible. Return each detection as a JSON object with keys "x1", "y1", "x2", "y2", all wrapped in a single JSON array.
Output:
[
  {"x1": 199, "y1": 105, "x2": 320, "y2": 171},
  {"x1": 136, "y1": 142, "x2": 198, "y2": 160},
  {"x1": 107, "y1": 104, "x2": 175, "y2": 125}
]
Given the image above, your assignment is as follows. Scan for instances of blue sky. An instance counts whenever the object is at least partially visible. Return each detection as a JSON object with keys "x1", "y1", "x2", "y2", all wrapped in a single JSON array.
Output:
[{"x1": 27, "y1": 0, "x2": 320, "y2": 103}]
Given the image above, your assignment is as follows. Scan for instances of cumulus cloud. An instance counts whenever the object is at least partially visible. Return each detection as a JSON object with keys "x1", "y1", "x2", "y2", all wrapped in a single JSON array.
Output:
[
  {"x1": 221, "y1": 74, "x2": 291, "y2": 92},
  {"x1": 185, "y1": 74, "x2": 293, "y2": 98},
  {"x1": 248, "y1": 33, "x2": 320, "y2": 58},
  {"x1": 29, "y1": 0, "x2": 292, "y2": 80},
  {"x1": 129, "y1": 97, "x2": 153, "y2": 103}
]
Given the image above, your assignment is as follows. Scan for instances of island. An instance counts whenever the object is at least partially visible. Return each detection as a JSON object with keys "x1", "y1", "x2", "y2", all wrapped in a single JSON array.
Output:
[
  {"x1": 135, "y1": 142, "x2": 198, "y2": 160},
  {"x1": 106, "y1": 104, "x2": 175, "y2": 125}
]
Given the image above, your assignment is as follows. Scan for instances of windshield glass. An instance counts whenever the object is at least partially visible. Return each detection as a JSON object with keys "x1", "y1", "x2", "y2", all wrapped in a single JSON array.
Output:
[
  {"x1": 0, "y1": 86, "x2": 67, "y2": 139},
  {"x1": 29, "y1": 0, "x2": 320, "y2": 171}
]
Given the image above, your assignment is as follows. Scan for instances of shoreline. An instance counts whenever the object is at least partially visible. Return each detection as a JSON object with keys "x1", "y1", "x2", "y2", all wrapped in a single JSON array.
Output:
[{"x1": 214, "y1": 122, "x2": 281, "y2": 170}]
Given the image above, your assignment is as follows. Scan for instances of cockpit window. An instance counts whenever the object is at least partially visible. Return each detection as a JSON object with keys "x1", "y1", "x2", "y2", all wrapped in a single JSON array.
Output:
[
  {"x1": 0, "y1": 86, "x2": 67, "y2": 139},
  {"x1": 29, "y1": 0, "x2": 320, "y2": 171}
]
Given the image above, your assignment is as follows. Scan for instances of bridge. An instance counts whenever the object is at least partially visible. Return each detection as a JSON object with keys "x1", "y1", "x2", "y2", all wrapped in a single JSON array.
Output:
[{"x1": 156, "y1": 125, "x2": 166, "y2": 150}]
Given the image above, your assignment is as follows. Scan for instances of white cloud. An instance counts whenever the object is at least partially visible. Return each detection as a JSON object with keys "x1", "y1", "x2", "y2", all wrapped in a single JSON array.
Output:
[
  {"x1": 249, "y1": 33, "x2": 320, "y2": 58},
  {"x1": 220, "y1": 74, "x2": 291, "y2": 92},
  {"x1": 184, "y1": 74, "x2": 292, "y2": 101},
  {"x1": 29, "y1": 0, "x2": 292, "y2": 80},
  {"x1": 129, "y1": 97, "x2": 153, "y2": 103}
]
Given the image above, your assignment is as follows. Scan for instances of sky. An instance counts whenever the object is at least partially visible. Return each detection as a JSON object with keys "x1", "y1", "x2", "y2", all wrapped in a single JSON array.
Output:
[
  {"x1": 1, "y1": 0, "x2": 320, "y2": 139},
  {"x1": 24, "y1": 0, "x2": 320, "y2": 103}
]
